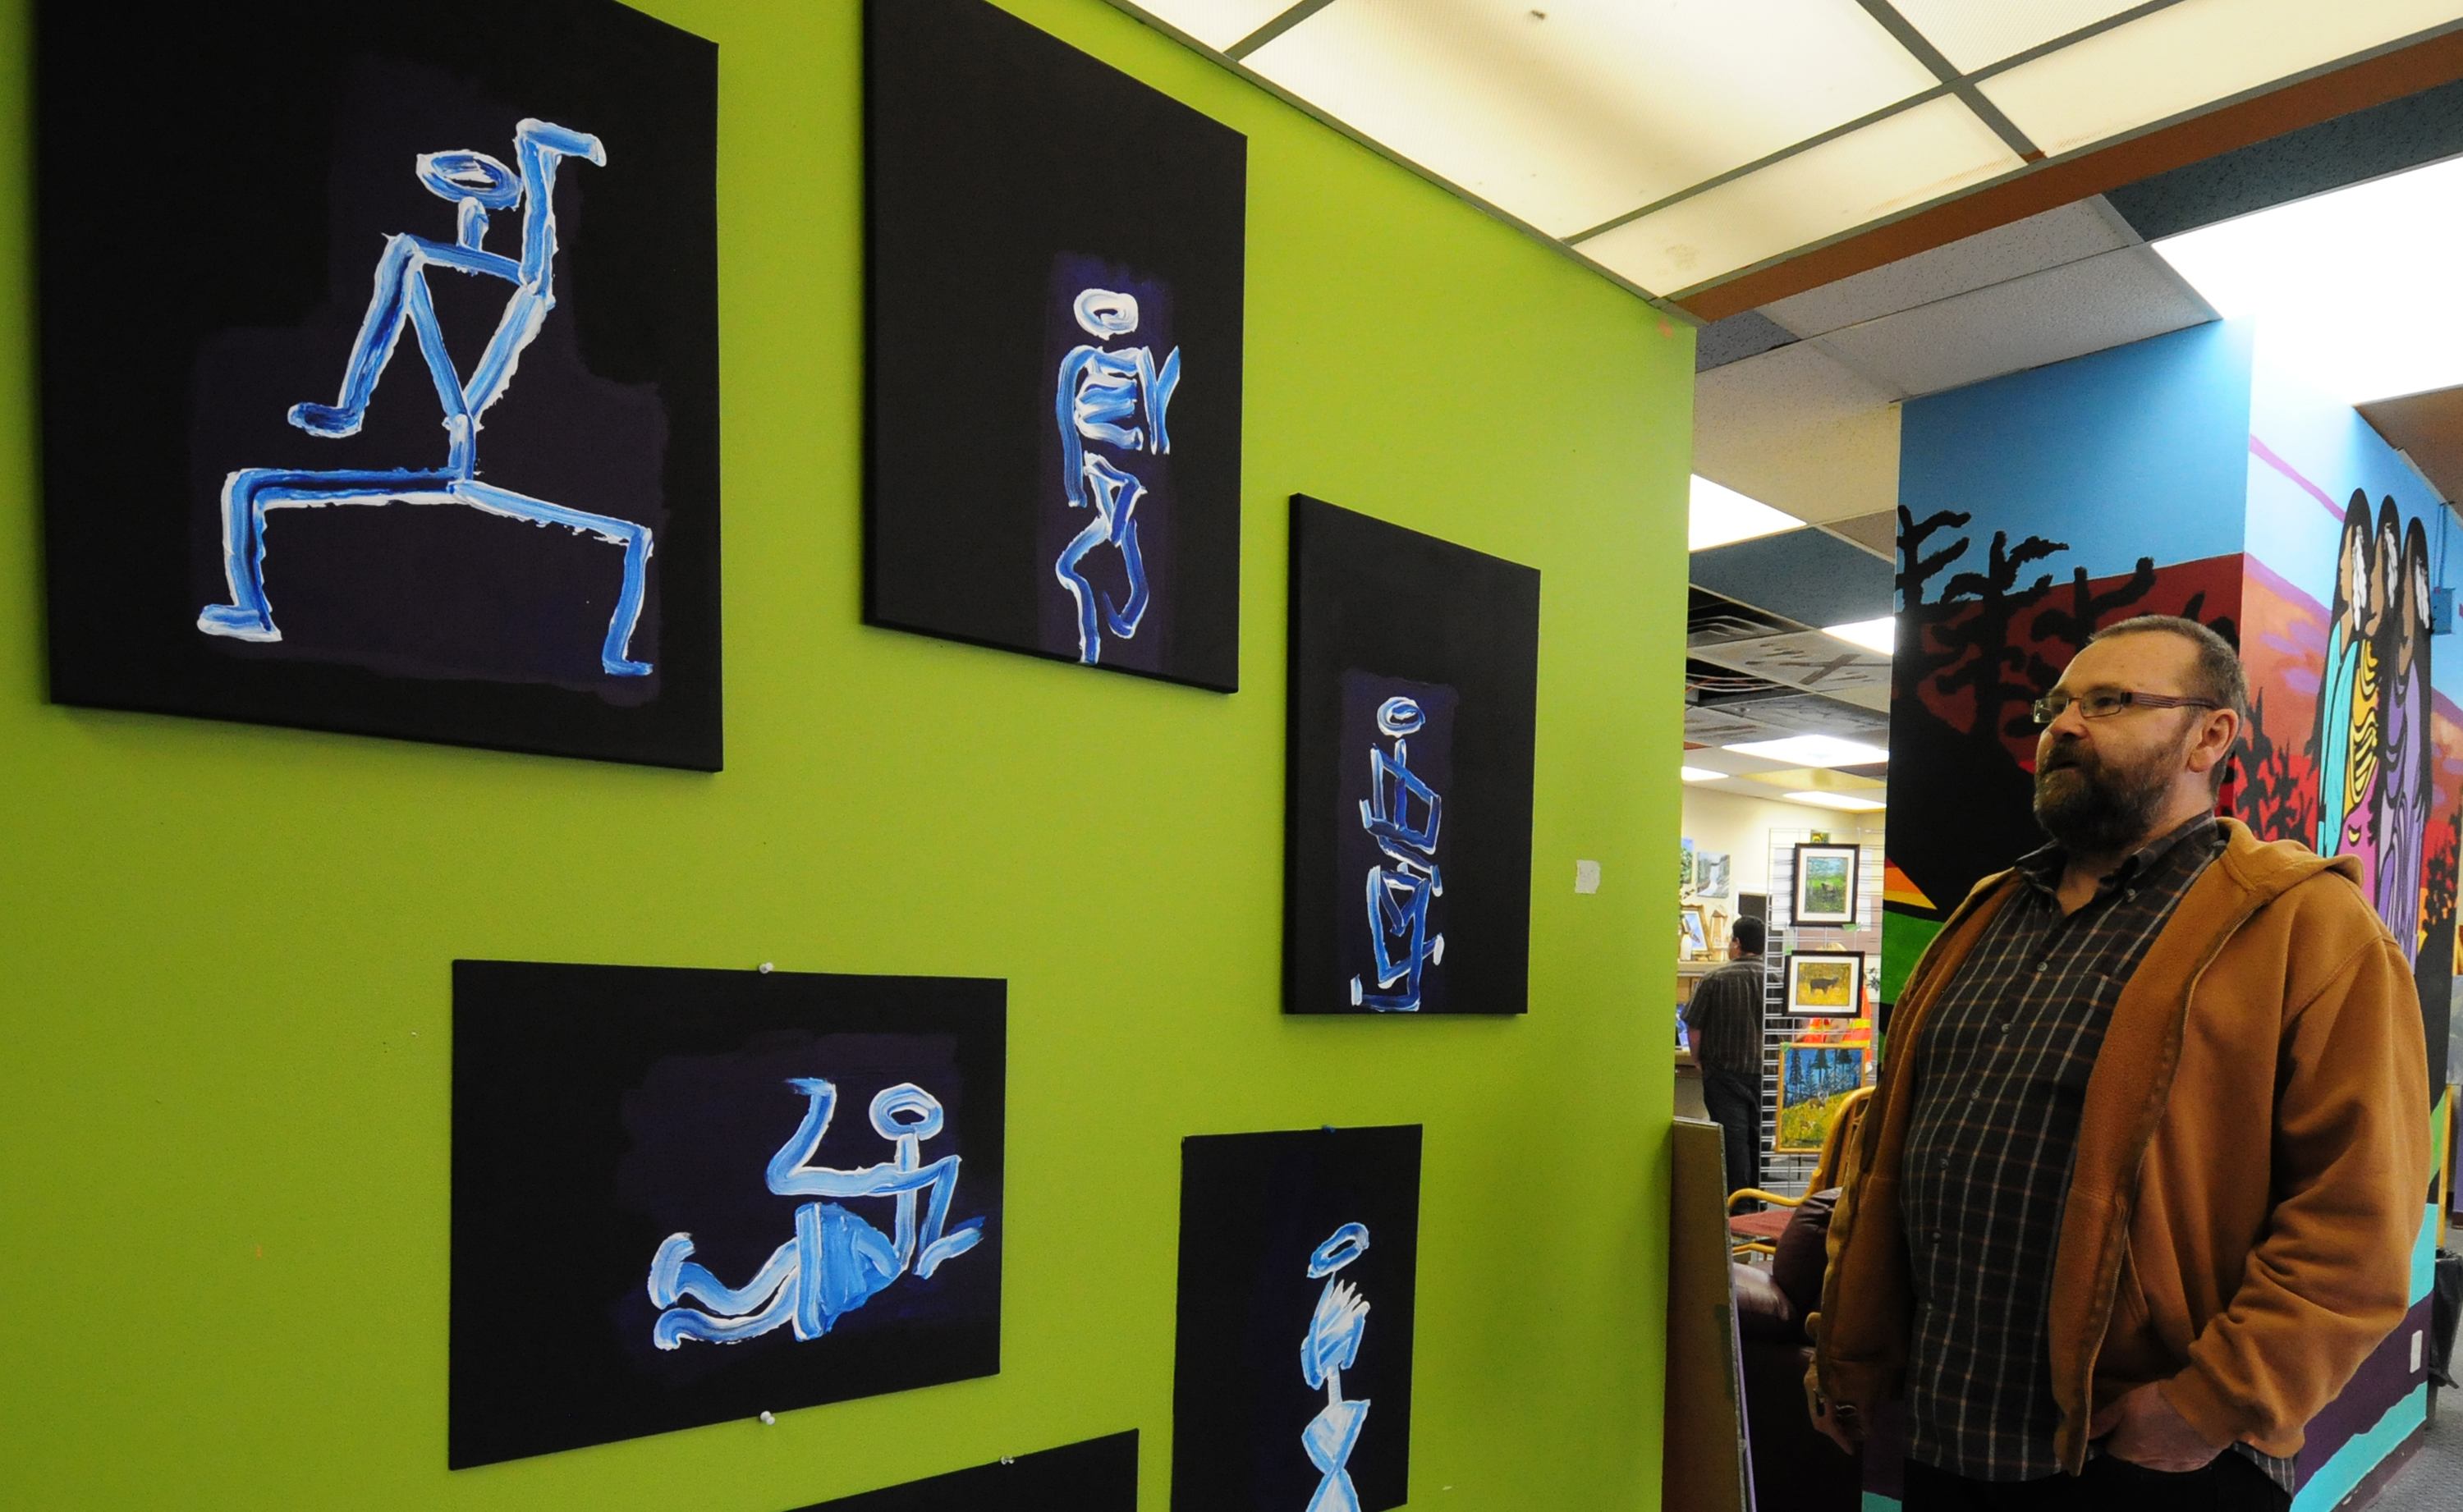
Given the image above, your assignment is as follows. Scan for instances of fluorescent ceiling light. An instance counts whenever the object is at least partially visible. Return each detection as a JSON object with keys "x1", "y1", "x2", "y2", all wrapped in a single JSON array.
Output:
[
  {"x1": 1689, "y1": 475, "x2": 1800, "y2": 552},
  {"x1": 1823, "y1": 616, "x2": 1897, "y2": 656},
  {"x1": 2152, "y1": 153, "x2": 2463, "y2": 405},
  {"x1": 1724, "y1": 735, "x2": 1889, "y2": 767},
  {"x1": 1786, "y1": 790, "x2": 1887, "y2": 813},
  {"x1": 1680, "y1": 766, "x2": 1727, "y2": 782}
]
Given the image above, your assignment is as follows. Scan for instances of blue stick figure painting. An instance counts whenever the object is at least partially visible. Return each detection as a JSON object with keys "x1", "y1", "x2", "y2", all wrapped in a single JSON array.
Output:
[
  {"x1": 449, "y1": 963, "x2": 1003, "y2": 1468},
  {"x1": 1173, "y1": 1125, "x2": 1420, "y2": 1512},
  {"x1": 39, "y1": 0, "x2": 720, "y2": 767},
  {"x1": 648, "y1": 1079, "x2": 982, "y2": 1348},
  {"x1": 1303, "y1": 1223, "x2": 1373, "y2": 1512},
  {"x1": 1055, "y1": 282, "x2": 1180, "y2": 667},
  {"x1": 1354, "y1": 693, "x2": 1448, "y2": 1011},
  {"x1": 196, "y1": 118, "x2": 657, "y2": 678}
]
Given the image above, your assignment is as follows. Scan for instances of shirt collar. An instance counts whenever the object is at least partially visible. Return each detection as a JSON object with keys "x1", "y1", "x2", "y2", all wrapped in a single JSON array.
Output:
[{"x1": 2015, "y1": 812, "x2": 2221, "y2": 897}]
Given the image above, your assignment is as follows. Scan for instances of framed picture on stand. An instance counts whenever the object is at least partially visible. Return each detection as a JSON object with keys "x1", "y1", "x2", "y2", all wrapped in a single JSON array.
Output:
[
  {"x1": 1792, "y1": 843, "x2": 1861, "y2": 927},
  {"x1": 1679, "y1": 905, "x2": 1709, "y2": 960},
  {"x1": 1784, "y1": 950, "x2": 1865, "y2": 1017}
]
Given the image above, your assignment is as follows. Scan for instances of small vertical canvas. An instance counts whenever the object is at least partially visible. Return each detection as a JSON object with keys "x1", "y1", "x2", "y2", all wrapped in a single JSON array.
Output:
[
  {"x1": 450, "y1": 963, "x2": 1005, "y2": 1467},
  {"x1": 862, "y1": 0, "x2": 1245, "y2": 689},
  {"x1": 1173, "y1": 1125, "x2": 1422, "y2": 1512},
  {"x1": 1775, "y1": 1042, "x2": 1868, "y2": 1153},
  {"x1": 1285, "y1": 497, "x2": 1542, "y2": 1014},
  {"x1": 37, "y1": 0, "x2": 722, "y2": 767}
]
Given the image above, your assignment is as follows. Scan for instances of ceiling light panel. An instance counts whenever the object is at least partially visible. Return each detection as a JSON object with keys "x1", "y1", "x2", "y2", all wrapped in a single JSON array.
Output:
[
  {"x1": 1724, "y1": 734, "x2": 1890, "y2": 767},
  {"x1": 1979, "y1": 0, "x2": 2463, "y2": 160},
  {"x1": 1680, "y1": 766, "x2": 1728, "y2": 782},
  {"x1": 1689, "y1": 475, "x2": 1803, "y2": 552},
  {"x1": 1579, "y1": 96, "x2": 2023, "y2": 294},
  {"x1": 1240, "y1": 0, "x2": 1942, "y2": 241},
  {"x1": 1120, "y1": 0, "x2": 1301, "y2": 51},
  {"x1": 1823, "y1": 616, "x2": 1897, "y2": 656},
  {"x1": 1785, "y1": 790, "x2": 1888, "y2": 812},
  {"x1": 1886, "y1": 0, "x2": 2149, "y2": 73},
  {"x1": 2153, "y1": 153, "x2": 2463, "y2": 404}
]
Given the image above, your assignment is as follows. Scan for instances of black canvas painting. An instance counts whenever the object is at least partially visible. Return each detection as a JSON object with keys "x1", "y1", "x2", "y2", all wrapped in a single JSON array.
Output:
[
  {"x1": 1286, "y1": 497, "x2": 1541, "y2": 1015},
  {"x1": 37, "y1": 0, "x2": 722, "y2": 768},
  {"x1": 1173, "y1": 1125, "x2": 1422, "y2": 1512},
  {"x1": 783, "y1": 1432, "x2": 1138, "y2": 1512},
  {"x1": 451, "y1": 963, "x2": 1005, "y2": 1468},
  {"x1": 863, "y1": 0, "x2": 1245, "y2": 690}
]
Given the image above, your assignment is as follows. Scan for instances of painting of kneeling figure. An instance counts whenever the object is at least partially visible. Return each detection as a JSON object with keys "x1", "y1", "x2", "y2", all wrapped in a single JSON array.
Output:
[{"x1": 450, "y1": 961, "x2": 1004, "y2": 1468}]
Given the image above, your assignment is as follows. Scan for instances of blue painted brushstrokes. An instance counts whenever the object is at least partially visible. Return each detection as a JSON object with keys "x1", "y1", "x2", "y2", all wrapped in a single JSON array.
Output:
[
  {"x1": 1302, "y1": 1221, "x2": 1372, "y2": 1512},
  {"x1": 195, "y1": 118, "x2": 657, "y2": 677},
  {"x1": 1054, "y1": 286, "x2": 1178, "y2": 666},
  {"x1": 1353, "y1": 695, "x2": 1446, "y2": 1012},
  {"x1": 647, "y1": 1078, "x2": 982, "y2": 1349}
]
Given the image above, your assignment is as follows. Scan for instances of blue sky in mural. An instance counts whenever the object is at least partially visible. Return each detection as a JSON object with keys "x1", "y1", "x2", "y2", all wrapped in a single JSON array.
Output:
[{"x1": 1900, "y1": 320, "x2": 2254, "y2": 584}]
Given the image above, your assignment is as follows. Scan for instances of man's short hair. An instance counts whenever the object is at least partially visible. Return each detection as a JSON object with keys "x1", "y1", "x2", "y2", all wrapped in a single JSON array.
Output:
[
  {"x1": 1731, "y1": 916, "x2": 1766, "y2": 955},
  {"x1": 2087, "y1": 614, "x2": 2249, "y2": 722}
]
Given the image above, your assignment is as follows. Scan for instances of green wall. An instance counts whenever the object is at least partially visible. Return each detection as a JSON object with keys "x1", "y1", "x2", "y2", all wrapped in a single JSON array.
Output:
[{"x1": 0, "y1": 2, "x2": 1694, "y2": 1506}]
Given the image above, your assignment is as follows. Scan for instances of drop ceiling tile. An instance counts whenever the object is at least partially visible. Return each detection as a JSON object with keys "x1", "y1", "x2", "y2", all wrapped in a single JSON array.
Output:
[
  {"x1": 1694, "y1": 343, "x2": 1902, "y2": 526},
  {"x1": 1579, "y1": 95, "x2": 2025, "y2": 293},
  {"x1": 1696, "y1": 309, "x2": 1800, "y2": 372},
  {"x1": 1760, "y1": 199, "x2": 2130, "y2": 337},
  {"x1": 1828, "y1": 510, "x2": 1900, "y2": 556},
  {"x1": 1887, "y1": 0, "x2": 2149, "y2": 72},
  {"x1": 1243, "y1": 0, "x2": 1942, "y2": 240},
  {"x1": 1690, "y1": 528, "x2": 1897, "y2": 627},
  {"x1": 1120, "y1": 0, "x2": 1302, "y2": 51},
  {"x1": 1979, "y1": 0, "x2": 2463, "y2": 160},
  {"x1": 1812, "y1": 245, "x2": 2213, "y2": 397}
]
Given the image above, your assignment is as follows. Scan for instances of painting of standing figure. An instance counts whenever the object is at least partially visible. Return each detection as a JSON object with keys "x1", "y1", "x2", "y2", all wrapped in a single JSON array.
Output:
[
  {"x1": 863, "y1": 0, "x2": 1245, "y2": 690},
  {"x1": 1173, "y1": 1125, "x2": 1421, "y2": 1512},
  {"x1": 1286, "y1": 497, "x2": 1541, "y2": 1015},
  {"x1": 450, "y1": 962, "x2": 1005, "y2": 1468},
  {"x1": 38, "y1": 0, "x2": 721, "y2": 767}
]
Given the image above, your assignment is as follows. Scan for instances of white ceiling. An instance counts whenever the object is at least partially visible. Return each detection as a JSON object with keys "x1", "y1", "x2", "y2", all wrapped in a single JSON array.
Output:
[{"x1": 1112, "y1": 0, "x2": 2463, "y2": 301}]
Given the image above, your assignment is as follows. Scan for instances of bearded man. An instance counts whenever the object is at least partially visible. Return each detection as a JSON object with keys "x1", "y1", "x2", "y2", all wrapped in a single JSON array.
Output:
[{"x1": 1805, "y1": 616, "x2": 2431, "y2": 1511}]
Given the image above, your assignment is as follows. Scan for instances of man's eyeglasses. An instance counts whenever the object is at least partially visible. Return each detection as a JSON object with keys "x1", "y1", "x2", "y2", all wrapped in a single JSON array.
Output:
[{"x1": 2030, "y1": 687, "x2": 2222, "y2": 726}]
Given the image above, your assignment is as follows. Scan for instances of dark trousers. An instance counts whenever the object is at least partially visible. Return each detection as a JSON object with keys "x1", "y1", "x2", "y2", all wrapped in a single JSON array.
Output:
[
  {"x1": 1903, "y1": 1452, "x2": 2291, "y2": 1512},
  {"x1": 1701, "y1": 1065, "x2": 1761, "y2": 1197}
]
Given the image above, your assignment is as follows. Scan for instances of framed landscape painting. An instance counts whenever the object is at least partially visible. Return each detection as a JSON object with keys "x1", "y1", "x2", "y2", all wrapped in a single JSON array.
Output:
[
  {"x1": 1784, "y1": 950, "x2": 1864, "y2": 1017},
  {"x1": 1776, "y1": 1042, "x2": 1868, "y2": 1153},
  {"x1": 1791, "y1": 843, "x2": 1861, "y2": 927}
]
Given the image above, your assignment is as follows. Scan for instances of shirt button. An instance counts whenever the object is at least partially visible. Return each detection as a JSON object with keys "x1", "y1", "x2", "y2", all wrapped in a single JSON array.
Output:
[{"x1": 2034, "y1": 961, "x2": 2048, "y2": 974}]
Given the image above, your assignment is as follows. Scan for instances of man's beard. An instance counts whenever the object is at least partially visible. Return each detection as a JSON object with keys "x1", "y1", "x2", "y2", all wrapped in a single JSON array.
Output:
[{"x1": 2033, "y1": 736, "x2": 2176, "y2": 854}]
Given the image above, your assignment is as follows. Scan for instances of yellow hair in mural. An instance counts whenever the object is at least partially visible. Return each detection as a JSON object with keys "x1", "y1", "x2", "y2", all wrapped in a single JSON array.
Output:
[{"x1": 2346, "y1": 641, "x2": 2380, "y2": 836}]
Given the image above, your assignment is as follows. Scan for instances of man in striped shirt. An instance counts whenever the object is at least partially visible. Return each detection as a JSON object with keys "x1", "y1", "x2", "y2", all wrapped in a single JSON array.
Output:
[
  {"x1": 1686, "y1": 914, "x2": 1766, "y2": 1202},
  {"x1": 1808, "y1": 616, "x2": 2431, "y2": 1511}
]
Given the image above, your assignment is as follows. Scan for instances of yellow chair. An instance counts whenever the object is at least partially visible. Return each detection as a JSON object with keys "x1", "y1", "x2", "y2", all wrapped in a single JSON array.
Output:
[{"x1": 1727, "y1": 1085, "x2": 1874, "y2": 1256}]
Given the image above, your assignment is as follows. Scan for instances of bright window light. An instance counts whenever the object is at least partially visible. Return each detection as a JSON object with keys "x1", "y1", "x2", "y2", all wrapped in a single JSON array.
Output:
[
  {"x1": 1823, "y1": 616, "x2": 1897, "y2": 656},
  {"x1": 1723, "y1": 735, "x2": 1888, "y2": 767},
  {"x1": 1680, "y1": 765, "x2": 1727, "y2": 782},
  {"x1": 1689, "y1": 475, "x2": 1800, "y2": 552},
  {"x1": 2152, "y1": 153, "x2": 2463, "y2": 405},
  {"x1": 1786, "y1": 790, "x2": 1887, "y2": 813}
]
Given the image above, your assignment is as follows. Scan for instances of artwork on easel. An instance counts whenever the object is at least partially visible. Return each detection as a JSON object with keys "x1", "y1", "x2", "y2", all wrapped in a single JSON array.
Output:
[
  {"x1": 449, "y1": 962, "x2": 1005, "y2": 1468},
  {"x1": 862, "y1": 0, "x2": 1246, "y2": 689},
  {"x1": 37, "y1": 0, "x2": 721, "y2": 767},
  {"x1": 1792, "y1": 843, "x2": 1862, "y2": 926},
  {"x1": 1173, "y1": 1125, "x2": 1422, "y2": 1512},
  {"x1": 784, "y1": 1432, "x2": 1137, "y2": 1511},
  {"x1": 1285, "y1": 496, "x2": 1541, "y2": 1015}
]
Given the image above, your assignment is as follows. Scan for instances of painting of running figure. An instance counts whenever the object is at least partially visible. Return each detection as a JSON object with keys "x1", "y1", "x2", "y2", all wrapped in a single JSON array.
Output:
[
  {"x1": 1173, "y1": 1125, "x2": 1421, "y2": 1512},
  {"x1": 37, "y1": 0, "x2": 721, "y2": 767},
  {"x1": 863, "y1": 0, "x2": 1245, "y2": 690},
  {"x1": 450, "y1": 962, "x2": 1004, "y2": 1468},
  {"x1": 1286, "y1": 497, "x2": 1542, "y2": 1015}
]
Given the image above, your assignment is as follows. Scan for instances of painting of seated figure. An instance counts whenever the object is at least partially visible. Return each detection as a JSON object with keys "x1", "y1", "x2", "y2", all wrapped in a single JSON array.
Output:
[{"x1": 450, "y1": 962, "x2": 1004, "y2": 1468}]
